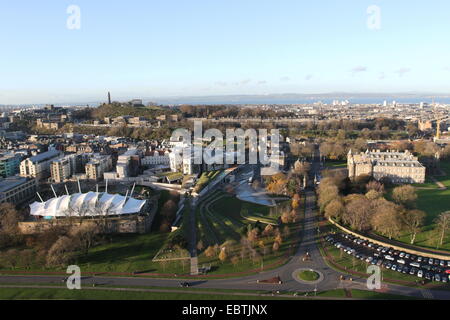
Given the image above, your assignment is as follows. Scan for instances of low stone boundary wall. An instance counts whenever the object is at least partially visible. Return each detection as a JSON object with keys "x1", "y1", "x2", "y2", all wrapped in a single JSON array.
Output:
[{"x1": 328, "y1": 218, "x2": 450, "y2": 260}]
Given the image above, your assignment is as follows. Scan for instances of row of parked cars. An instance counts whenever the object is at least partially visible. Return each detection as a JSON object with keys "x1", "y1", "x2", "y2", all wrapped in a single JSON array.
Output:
[{"x1": 325, "y1": 233, "x2": 450, "y2": 284}]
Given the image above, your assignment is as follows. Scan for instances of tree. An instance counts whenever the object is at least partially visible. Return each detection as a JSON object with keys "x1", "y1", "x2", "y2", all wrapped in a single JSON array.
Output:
[
  {"x1": 219, "y1": 248, "x2": 228, "y2": 262},
  {"x1": 20, "y1": 249, "x2": 35, "y2": 269},
  {"x1": 401, "y1": 210, "x2": 425, "y2": 244},
  {"x1": 70, "y1": 224, "x2": 100, "y2": 256},
  {"x1": 247, "y1": 228, "x2": 259, "y2": 244},
  {"x1": 196, "y1": 240, "x2": 205, "y2": 251},
  {"x1": 366, "y1": 181, "x2": 385, "y2": 194},
  {"x1": 291, "y1": 194, "x2": 301, "y2": 210},
  {"x1": 281, "y1": 211, "x2": 291, "y2": 224},
  {"x1": 324, "y1": 198, "x2": 345, "y2": 221},
  {"x1": 434, "y1": 212, "x2": 450, "y2": 248},
  {"x1": 262, "y1": 224, "x2": 274, "y2": 237},
  {"x1": 274, "y1": 234, "x2": 283, "y2": 246},
  {"x1": 365, "y1": 189, "x2": 383, "y2": 201},
  {"x1": 205, "y1": 246, "x2": 216, "y2": 258},
  {"x1": 0, "y1": 203, "x2": 24, "y2": 234},
  {"x1": 392, "y1": 185, "x2": 417, "y2": 209},
  {"x1": 272, "y1": 241, "x2": 280, "y2": 252},
  {"x1": 343, "y1": 195, "x2": 372, "y2": 231},
  {"x1": 317, "y1": 184, "x2": 340, "y2": 213},
  {"x1": 231, "y1": 255, "x2": 240, "y2": 268},
  {"x1": 46, "y1": 236, "x2": 77, "y2": 267},
  {"x1": 371, "y1": 201, "x2": 403, "y2": 239},
  {"x1": 3, "y1": 249, "x2": 19, "y2": 269}
]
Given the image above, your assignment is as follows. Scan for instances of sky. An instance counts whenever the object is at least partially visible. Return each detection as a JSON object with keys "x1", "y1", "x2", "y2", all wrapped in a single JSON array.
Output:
[{"x1": 1, "y1": 0, "x2": 450, "y2": 104}]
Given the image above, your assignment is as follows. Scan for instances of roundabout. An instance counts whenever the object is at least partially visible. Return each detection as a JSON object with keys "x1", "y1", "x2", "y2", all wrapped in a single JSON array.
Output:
[{"x1": 292, "y1": 268, "x2": 324, "y2": 285}]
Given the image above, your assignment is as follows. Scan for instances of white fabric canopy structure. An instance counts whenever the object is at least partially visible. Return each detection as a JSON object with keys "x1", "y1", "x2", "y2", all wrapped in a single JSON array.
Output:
[{"x1": 30, "y1": 192, "x2": 146, "y2": 217}]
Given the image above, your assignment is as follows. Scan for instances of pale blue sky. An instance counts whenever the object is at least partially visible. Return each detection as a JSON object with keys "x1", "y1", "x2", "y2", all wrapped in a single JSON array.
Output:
[{"x1": 1, "y1": 0, "x2": 450, "y2": 104}]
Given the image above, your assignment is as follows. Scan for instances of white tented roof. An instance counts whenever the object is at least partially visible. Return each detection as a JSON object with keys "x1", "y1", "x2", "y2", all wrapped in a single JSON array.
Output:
[{"x1": 30, "y1": 192, "x2": 146, "y2": 217}]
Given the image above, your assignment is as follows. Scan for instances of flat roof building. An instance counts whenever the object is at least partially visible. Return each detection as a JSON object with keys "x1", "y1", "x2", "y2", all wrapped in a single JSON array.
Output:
[{"x1": 0, "y1": 176, "x2": 37, "y2": 204}]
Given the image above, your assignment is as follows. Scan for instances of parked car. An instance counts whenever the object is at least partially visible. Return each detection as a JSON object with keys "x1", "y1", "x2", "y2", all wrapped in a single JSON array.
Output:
[
  {"x1": 434, "y1": 274, "x2": 441, "y2": 282},
  {"x1": 402, "y1": 266, "x2": 409, "y2": 274},
  {"x1": 410, "y1": 262, "x2": 421, "y2": 268},
  {"x1": 397, "y1": 259, "x2": 406, "y2": 265},
  {"x1": 417, "y1": 256, "x2": 423, "y2": 263},
  {"x1": 399, "y1": 252, "x2": 406, "y2": 258},
  {"x1": 391, "y1": 265, "x2": 397, "y2": 271},
  {"x1": 409, "y1": 268, "x2": 417, "y2": 275},
  {"x1": 440, "y1": 260, "x2": 446, "y2": 267},
  {"x1": 417, "y1": 270, "x2": 423, "y2": 278},
  {"x1": 385, "y1": 255, "x2": 395, "y2": 261},
  {"x1": 442, "y1": 276, "x2": 448, "y2": 283}
]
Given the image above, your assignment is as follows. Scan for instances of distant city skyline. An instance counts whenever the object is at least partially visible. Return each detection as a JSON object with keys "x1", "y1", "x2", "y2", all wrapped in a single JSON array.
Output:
[{"x1": 1, "y1": 1, "x2": 450, "y2": 104}]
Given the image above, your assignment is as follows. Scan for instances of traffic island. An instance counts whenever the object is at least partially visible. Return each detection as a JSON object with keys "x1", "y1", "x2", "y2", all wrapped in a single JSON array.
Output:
[{"x1": 292, "y1": 268, "x2": 324, "y2": 285}]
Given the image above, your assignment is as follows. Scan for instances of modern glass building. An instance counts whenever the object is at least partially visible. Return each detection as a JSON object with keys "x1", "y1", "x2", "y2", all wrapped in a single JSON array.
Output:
[{"x1": 0, "y1": 153, "x2": 21, "y2": 178}]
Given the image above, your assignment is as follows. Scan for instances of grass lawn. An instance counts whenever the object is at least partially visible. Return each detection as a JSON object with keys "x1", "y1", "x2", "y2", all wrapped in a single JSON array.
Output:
[
  {"x1": 194, "y1": 170, "x2": 222, "y2": 193},
  {"x1": 0, "y1": 232, "x2": 188, "y2": 275},
  {"x1": 388, "y1": 161, "x2": 450, "y2": 251},
  {"x1": 0, "y1": 287, "x2": 293, "y2": 300},
  {"x1": 315, "y1": 289, "x2": 417, "y2": 300},
  {"x1": 194, "y1": 192, "x2": 303, "y2": 276},
  {"x1": 75, "y1": 232, "x2": 189, "y2": 274},
  {"x1": 297, "y1": 270, "x2": 319, "y2": 281},
  {"x1": 0, "y1": 286, "x2": 415, "y2": 300},
  {"x1": 325, "y1": 161, "x2": 347, "y2": 169}
]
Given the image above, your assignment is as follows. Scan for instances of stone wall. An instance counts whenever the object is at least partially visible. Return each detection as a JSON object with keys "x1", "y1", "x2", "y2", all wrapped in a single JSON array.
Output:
[{"x1": 18, "y1": 214, "x2": 155, "y2": 235}]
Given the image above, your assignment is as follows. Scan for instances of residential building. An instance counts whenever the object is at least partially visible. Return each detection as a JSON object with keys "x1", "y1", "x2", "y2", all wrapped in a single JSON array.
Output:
[
  {"x1": 142, "y1": 150, "x2": 170, "y2": 166},
  {"x1": 19, "y1": 150, "x2": 62, "y2": 180},
  {"x1": 50, "y1": 154, "x2": 78, "y2": 183},
  {"x1": 85, "y1": 155, "x2": 112, "y2": 181}
]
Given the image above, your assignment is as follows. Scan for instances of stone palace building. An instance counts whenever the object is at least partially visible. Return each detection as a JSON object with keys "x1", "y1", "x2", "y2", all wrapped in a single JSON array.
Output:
[{"x1": 347, "y1": 149, "x2": 426, "y2": 184}]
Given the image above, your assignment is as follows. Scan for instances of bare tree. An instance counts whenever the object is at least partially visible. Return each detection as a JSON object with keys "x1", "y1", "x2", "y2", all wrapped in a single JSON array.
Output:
[
  {"x1": 46, "y1": 236, "x2": 77, "y2": 267},
  {"x1": 371, "y1": 203, "x2": 403, "y2": 240},
  {"x1": 392, "y1": 185, "x2": 417, "y2": 209},
  {"x1": 434, "y1": 211, "x2": 450, "y2": 248},
  {"x1": 401, "y1": 210, "x2": 425, "y2": 244}
]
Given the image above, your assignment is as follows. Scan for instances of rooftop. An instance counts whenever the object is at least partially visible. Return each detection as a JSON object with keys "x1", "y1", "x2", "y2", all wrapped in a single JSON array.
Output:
[
  {"x1": 27, "y1": 150, "x2": 61, "y2": 163},
  {"x1": 0, "y1": 176, "x2": 31, "y2": 193}
]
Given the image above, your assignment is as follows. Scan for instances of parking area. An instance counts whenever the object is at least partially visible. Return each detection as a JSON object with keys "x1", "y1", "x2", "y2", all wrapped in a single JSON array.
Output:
[{"x1": 326, "y1": 233, "x2": 450, "y2": 284}]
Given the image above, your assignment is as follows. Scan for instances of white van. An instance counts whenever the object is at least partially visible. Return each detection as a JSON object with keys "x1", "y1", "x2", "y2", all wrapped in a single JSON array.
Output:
[{"x1": 385, "y1": 255, "x2": 395, "y2": 261}]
